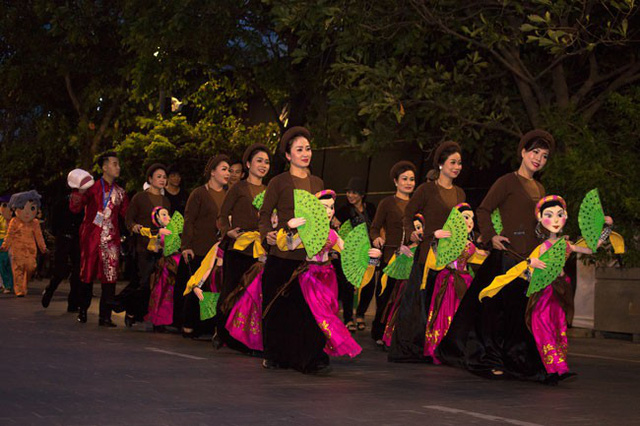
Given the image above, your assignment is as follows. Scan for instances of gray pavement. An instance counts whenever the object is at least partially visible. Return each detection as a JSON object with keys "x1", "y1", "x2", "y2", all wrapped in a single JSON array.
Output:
[{"x1": 1, "y1": 279, "x2": 639, "y2": 426}]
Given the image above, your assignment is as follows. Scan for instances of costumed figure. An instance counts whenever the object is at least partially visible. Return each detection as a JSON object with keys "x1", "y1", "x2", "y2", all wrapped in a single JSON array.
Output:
[
  {"x1": 258, "y1": 126, "x2": 329, "y2": 374},
  {"x1": 178, "y1": 154, "x2": 229, "y2": 337},
  {"x1": 0, "y1": 195, "x2": 14, "y2": 293},
  {"x1": 388, "y1": 141, "x2": 466, "y2": 363},
  {"x1": 435, "y1": 130, "x2": 555, "y2": 381},
  {"x1": 478, "y1": 193, "x2": 622, "y2": 383},
  {"x1": 0, "y1": 190, "x2": 47, "y2": 296},
  {"x1": 215, "y1": 143, "x2": 271, "y2": 353},
  {"x1": 70, "y1": 152, "x2": 129, "y2": 326},
  {"x1": 423, "y1": 203, "x2": 488, "y2": 362},
  {"x1": 144, "y1": 207, "x2": 183, "y2": 330},
  {"x1": 271, "y1": 189, "x2": 368, "y2": 359},
  {"x1": 333, "y1": 176, "x2": 377, "y2": 331},
  {"x1": 370, "y1": 160, "x2": 417, "y2": 345}
]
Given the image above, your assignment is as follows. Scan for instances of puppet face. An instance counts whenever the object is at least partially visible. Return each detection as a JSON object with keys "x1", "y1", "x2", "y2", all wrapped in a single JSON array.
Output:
[
  {"x1": 461, "y1": 210, "x2": 475, "y2": 234},
  {"x1": 395, "y1": 170, "x2": 415, "y2": 195},
  {"x1": 157, "y1": 208, "x2": 171, "y2": 227},
  {"x1": 15, "y1": 200, "x2": 39, "y2": 223},
  {"x1": 229, "y1": 163, "x2": 243, "y2": 186},
  {"x1": 102, "y1": 156, "x2": 121, "y2": 180},
  {"x1": 211, "y1": 161, "x2": 230, "y2": 186},
  {"x1": 521, "y1": 147, "x2": 549, "y2": 174},
  {"x1": 319, "y1": 198, "x2": 336, "y2": 221},
  {"x1": 148, "y1": 169, "x2": 167, "y2": 190},
  {"x1": 440, "y1": 152, "x2": 462, "y2": 180},
  {"x1": 413, "y1": 219, "x2": 424, "y2": 236},
  {"x1": 538, "y1": 205, "x2": 566, "y2": 235},
  {"x1": 0, "y1": 202, "x2": 12, "y2": 220},
  {"x1": 286, "y1": 137, "x2": 312, "y2": 169},
  {"x1": 168, "y1": 172, "x2": 181, "y2": 187},
  {"x1": 247, "y1": 151, "x2": 270, "y2": 179},
  {"x1": 270, "y1": 211, "x2": 278, "y2": 229}
]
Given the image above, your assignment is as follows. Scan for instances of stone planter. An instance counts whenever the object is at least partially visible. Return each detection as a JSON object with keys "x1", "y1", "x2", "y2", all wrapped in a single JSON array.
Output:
[{"x1": 593, "y1": 267, "x2": 640, "y2": 342}]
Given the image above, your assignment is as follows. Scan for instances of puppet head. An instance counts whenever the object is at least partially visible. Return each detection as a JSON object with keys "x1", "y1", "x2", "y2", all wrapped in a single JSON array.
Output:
[
  {"x1": 270, "y1": 209, "x2": 278, "y2": 229},
  {"x1": 0, "y1": 195, "x2": 12, "y2": 221},
  {"x1": 316, "y1": 190, "x2": 337, "y2": 221},
  {"x1": 151, "y1": 206, "x2": 171, "y2": 228},
  {"x1": 413, "y1": 213, "x2": 425, "y2": 237},
  {"x1": 535, "y1": 195, "x2": 567, "y2": 236},
  {"x1": 456, "y1": 203, "x2": 474, "y2": 234},
  {"x1": 9, "y1": 190, "x2": 42, "y2": 223}
]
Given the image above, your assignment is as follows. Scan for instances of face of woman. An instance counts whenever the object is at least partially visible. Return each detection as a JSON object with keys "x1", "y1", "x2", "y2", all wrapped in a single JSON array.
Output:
[
  {"x1": 229, "y1": 163, "x2": 243, "y2": 185},
  {"x1": 211, "y1": 161, "x2": 231, "y2": 186},
  {"x1": 148, "y1": 169, "x2": 167, "y2": 190},
  {"x1": 319, "y1": 198, "x2": 336, "y2": 221},
  {"x1": 538, "y1": 205, "x2": 566, "y2": 234},
  {"x1": 395, "y1": 170, "x2": 415, "y2": 195},
  {"x1": 521, "y1": 147, "x2": 549, "y2": 174},
  {"x1": 286, "y1": 137, "x2": 312, "y2": 168},
  {"x1": 247, "y1": 151, "x2": 270, "y2": 179},
  {"x1": 157, "y1": 208, "x2": 171, "y2": 227},
  {"x1": 440, "y1": 152, "x2": 462, "y2": 180},
  {"x1": 168, "y1": 172, "x2": 181, "y2": 187},
  {"x1": 461, "y1": 210, "x2": 475, "y2": 234},
  {"x1": 346, "y1": 191, "x2": 363, "y2": 206}
]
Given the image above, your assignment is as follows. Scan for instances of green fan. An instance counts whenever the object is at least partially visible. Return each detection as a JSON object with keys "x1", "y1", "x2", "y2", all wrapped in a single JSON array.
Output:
[
  {"x1": 527, "y1": 239, "x2": 567, "y2": 297},
  {"x1": 252, "y1": 190, "x2": 265, "y2": 210},
  {"x1": 383, "y1": 246, "x2": 417, "y2": 280},
  {"x1": 341, "y1": 223, "x2": 371, "y2": 288},
  {"x1": 294, "y1": 189, "x2": 330, "y2": 258},
  {"x1": 338, "y1": 220, "x2": 353, "y2": 240},
  {"x1": 579, "y1": 188, "x2": 605, "y2": 253},
  {"x1": 199, "y1": 292, "x2": 220, "y2": 321},
  {"x1": 163, "y1": 211, "x2": 184, "y2": 256},
  {"x1": 491, "y1": 209, "x2": 503, "y2": 235},
  {"x1": 436, "y1": 208, "x2": 469, "y2": 268}
]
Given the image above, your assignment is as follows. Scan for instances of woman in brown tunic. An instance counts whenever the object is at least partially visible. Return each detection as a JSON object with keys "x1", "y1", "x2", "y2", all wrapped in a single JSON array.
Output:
[
  {"x1": 216, "y1": 143, "x2": 271, "y2": 353},
  {"x1": 388, "y1": 141, "x2": 466, "y2": 363},
  {"x1": 437, "y1": 129, "x2": 556, "y2": 383},
  {"x1": 174, "y1": 154, "x2": 230, "y2": 337},
  {"x1": 369, "y1": 160, "x2": 417, "y2": 345},
  {"x1": 258, "y1": 126, "x2": 327, "y2": 374}
]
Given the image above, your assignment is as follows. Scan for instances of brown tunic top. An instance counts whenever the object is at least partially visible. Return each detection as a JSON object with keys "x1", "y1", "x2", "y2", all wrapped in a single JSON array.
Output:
[
  {"x1": 219, "y1": 180, "x2": 265, "y2": 255},
  {"x1": 476, "y1": 172, "x2": 545, "y2": 259},
  {"x1": 403, "y1": 181, "x2": 465, "y2": 264},
  {"x1": 370, "y1": 195, "x2": 409, "y2": 263},
  {"x1": 181, "y1": 185, "x2": 227, "y2": 257},
  {"x1": 125, "y1": 191, "x2": 171, "y2": 253},
  {"x1": 259, "y1": 172, "x2": 324, "y2": 261}
]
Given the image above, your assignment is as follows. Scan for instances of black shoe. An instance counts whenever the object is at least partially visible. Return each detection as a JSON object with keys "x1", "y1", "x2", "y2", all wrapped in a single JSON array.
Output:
[
  {"x1": 77, "y1": 309, "x2": 87, "y2": 323},
  {"x1": 262, "y1": 359, "x2": 286, "y2": 370},
  {"x1": 41, "y1": 287, "x2": 54, "y2": 308},
  {"x1": 559, "y1": 372, "x2": 578, "y2": 382},
  {"x1": 306, "y1": 362, "x2": 333, "y2": 376},
  {"x1": 124, "y1": 315, "x2": 135, "y2": 328},
  {"x1": 212, "y1": 333, "x2": 223, "y2": 350},
  {"x1": 99, "y1": 318, "x2": 117, "y2": 328}
]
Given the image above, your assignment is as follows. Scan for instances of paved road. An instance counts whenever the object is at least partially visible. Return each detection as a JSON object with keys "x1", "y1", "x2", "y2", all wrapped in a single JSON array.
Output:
[{"x1": 1, "y1": 280, "x2": 639, "y2": 425}]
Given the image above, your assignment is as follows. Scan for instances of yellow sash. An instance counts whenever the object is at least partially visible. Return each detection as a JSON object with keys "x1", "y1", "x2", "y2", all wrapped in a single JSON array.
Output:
[
  {"x1": 233, "y1": 231, "x2": 266, "y2": 258},
  {"x1": 184, "y1": 242, "x2": 219, "y2": 296},
  {"x1": 574, "y1": 231, "x2": 625, "y2": 254},
  {"x1": 478, "y1": 245, "x2": 543, "y2": 301}
]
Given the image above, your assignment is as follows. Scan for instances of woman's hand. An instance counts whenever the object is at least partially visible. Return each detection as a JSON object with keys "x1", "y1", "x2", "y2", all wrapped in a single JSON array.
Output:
[
  {"x1": 287, "y1": 217, "x2": 306, "y2": 229},
  {"x1": 491, "y1": 235, "x2": 511, "y2": 250},
  {"x1": 266, "y1": 231, "x2": 277, "y2": 246},
  {"x1": 434, "y1": 229, "x2": 451, "y2": 239},
  {"x1": 132, "y1": 224, "x2": 143, "y2": 234},
  {"x1": 159, "y1": 228, "x2": 172, "y2": 236},
  {"x1": 373, "y1": 237, "x2": 385, "y2": 249},
  {"x1": 182, "y1": 249, "x2": 195, "y2": 262},
  {"x1": 227, "y1": 227, "x2": 243, "y2": 239},
  {"x1": 410, "y1": 230, "x2": 423, "y2": 243},
  {"x1": 604, "y1": 216, "x2": 613, "y2": 226},
  {"x1": 398, "y1": 245, "x2": 414, "y2": 258},
  {"x1": 368, "y1": 248, "x2": 382, "y2": 259}
]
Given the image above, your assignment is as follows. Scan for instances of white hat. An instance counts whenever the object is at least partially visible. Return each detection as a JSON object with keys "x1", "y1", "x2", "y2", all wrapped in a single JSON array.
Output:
[{"x1": 67, "y1": 169, "x2": 95, "y2": 190}]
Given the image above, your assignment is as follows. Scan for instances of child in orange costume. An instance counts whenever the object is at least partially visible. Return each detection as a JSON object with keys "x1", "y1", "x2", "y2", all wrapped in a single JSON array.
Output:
[{"x1": 0, "y1": 190, "x2": 47, "y2": 296}]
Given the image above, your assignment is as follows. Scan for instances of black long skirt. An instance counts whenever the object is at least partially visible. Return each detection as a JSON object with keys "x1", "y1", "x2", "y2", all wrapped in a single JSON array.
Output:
[
  {"x1": 262, "y1": 255, "x2": 328, "y2": 373},
  {"x1": 436, "y1": 250, "x2": 548, "y2": 382},
  {"x1": 388, "y1": 247, "x2": 438, "y2": 363},
  {"x1": 217, "y1": 249, "x2": 257, "y2": 353}
]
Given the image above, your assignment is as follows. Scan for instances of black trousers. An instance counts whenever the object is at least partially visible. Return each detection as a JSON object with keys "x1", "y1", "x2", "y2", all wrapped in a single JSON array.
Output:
[
  {"x1": 333, "y1": 258, "x2": 377, "y2": 322},
  {"x1": 262, "y1": 256, "x2": 328, "y2": 373},
  {"x1": 79, "y1": 281, "x2": 116, "y2": 321},
  {"x1": 125, "y1": 250, "x2": 161, "y2": 320},
  {"x1": 371, "y1": 270, "x2": 397, "y2": 341},
  {"x1": 46, "y1": 235, "x2": 81, "y2": 310}
]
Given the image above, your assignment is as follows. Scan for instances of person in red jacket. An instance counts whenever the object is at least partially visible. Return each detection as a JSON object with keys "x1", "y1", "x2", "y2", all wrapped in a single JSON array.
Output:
[{"x1": 70, "y1": 152, "x2": 129, "y2": 327}]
